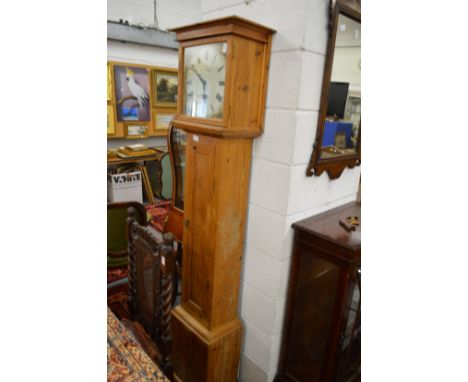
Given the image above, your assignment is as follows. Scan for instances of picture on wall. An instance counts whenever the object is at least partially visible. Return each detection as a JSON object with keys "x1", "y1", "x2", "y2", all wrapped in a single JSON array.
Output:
[
  {"x1": 114, "y1": 65, "x2": 150, "y2": 122},
  {"x1": 154, "y1": 110, "x2": 176, "y2": 130},
  {"x1": 125, "y1": 124, "x2": 148, "y2": 138},
  {"x1": 107, "y1": 104, "x2": 115, "y2": 135},
  {"x1": 107, "y1": 64, "x2": 112, "y2": 101},
  {"x1": 154, "y1": 70, "x2": 178, "y2": 107}
]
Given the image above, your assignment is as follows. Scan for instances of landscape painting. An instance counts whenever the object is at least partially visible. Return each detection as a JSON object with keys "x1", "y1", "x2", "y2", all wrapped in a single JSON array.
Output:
[{"x1": 154, "y1": 70, "x2": 178, "y2": 107}]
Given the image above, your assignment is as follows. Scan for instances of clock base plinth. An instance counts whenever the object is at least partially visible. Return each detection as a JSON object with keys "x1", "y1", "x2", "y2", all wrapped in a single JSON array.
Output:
[{"x1": 172, "y1": 305, "x2": 242, "y2": 382}]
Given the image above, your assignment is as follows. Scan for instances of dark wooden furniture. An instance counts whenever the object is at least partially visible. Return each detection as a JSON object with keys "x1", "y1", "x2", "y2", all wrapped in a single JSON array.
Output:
[
  {"x1": 145, "y1": 149, "x2": 173, "y2": 201},
  {"x1": 275, "y1": 202, "x2": 361, "y2": 382},
  {"x1": 165, "y1": 123, "x2": 186, "y2": 243},
  {"x1": 306, "y1": 0, "x2": 361, "y2": 179},
  {"x1": 126, "y1": 207, "x2": 177, "y2": 379},
  {"x1": 108, "y1": 201, "x2": 147, "y2": 264},
  {"x1": 164, "y1": 123, "x2": 187, "y2": 306}
]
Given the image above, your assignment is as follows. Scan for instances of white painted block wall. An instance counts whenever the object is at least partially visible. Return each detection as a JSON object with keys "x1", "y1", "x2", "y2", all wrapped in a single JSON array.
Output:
[
  {"x1": 200, "y1": 1, "x2": 361, "y2": 381},
  {"x1": 107, "y1": 0, "x2": 202, "y2": 31}
]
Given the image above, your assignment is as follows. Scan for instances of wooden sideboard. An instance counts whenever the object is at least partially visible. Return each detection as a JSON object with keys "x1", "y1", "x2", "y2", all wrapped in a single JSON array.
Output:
[{"x1": 275, "y1": 202, "x2": 361, "y2": 382}]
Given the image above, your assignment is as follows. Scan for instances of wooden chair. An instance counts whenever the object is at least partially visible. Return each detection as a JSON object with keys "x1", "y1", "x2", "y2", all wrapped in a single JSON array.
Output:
[
  {"x1": 126, "y1": 206, "x2": 176, "y2": 379},
  {"x1": 108, "y1": 201, "x2": 146, "y2": 266}
]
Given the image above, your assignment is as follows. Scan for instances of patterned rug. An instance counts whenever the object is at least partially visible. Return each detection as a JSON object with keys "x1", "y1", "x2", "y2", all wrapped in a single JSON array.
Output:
[
  {"x1": 108, "y1": 307, "x2": 168, "y2": 382},
  {"x1": 108, "y1": 282, "x2": 130, "y2": 320},
  {"x1": 145, "y1": 201, "x2": 171, "y2": 233}
]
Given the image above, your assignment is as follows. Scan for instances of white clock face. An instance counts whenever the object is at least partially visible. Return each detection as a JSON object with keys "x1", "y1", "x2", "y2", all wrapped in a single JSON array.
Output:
[{"x1": 183, "y1": 42, "x2": 227, "y2": 119}]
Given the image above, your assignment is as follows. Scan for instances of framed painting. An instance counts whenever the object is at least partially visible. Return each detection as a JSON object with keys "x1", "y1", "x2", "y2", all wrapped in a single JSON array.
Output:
[
  {"x1": 153, "y1": 69, "x2": 178, "y2": 107},
  {"x1": 154, "y1": 109, "x2": 176, "y2": 131},
  {"x1": 107, "y1": 104, "x2": 116, "y2": 135},
  {"x1": 107, "y1": 63, "x2": 113, "y2": 101},
  {"x1": 114, "y1": 65, "x2": 151, "y2": 122},
  {"x1": 125, "y1": 123, "x2": 149, "y2": 139}
]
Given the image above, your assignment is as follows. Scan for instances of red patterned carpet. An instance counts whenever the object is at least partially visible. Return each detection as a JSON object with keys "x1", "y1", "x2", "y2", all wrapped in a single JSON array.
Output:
[{"x1": 107, "y1": 307, "x2": 168, "y2": 381}]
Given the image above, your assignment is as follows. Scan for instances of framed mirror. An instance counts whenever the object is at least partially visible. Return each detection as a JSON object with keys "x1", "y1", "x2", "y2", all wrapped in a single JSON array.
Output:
[{"x1": 306, "y1": 0, "x2": 361, "y2": 179}]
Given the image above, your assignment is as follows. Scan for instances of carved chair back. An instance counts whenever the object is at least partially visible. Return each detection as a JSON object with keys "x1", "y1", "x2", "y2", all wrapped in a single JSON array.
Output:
[
  {"x1": 108, "y1": 201, "x2": 146, "y2": 260},
  {"x1": 126, "y1": 207, "x2": 176, "y2": 377}
]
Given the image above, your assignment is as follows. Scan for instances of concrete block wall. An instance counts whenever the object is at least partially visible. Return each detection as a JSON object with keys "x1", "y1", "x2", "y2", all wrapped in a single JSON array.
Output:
[{"x1": 201, "y1": 1, "x2": 361, "y2": 381}]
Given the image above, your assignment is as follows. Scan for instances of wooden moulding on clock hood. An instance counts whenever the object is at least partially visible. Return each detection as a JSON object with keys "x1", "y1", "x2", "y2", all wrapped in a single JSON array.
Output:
[{"x1": 169, "y1": 16, "x2": 276, "y2": 44}]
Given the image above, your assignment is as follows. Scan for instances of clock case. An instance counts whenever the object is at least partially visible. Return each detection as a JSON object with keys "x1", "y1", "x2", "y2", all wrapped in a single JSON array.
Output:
[
  {"x1": 169, "y1": 17, "x2": 276, "y2": 382},
  {"x1": 171, "y1": 16, "x2": 275, "y2": 138}
]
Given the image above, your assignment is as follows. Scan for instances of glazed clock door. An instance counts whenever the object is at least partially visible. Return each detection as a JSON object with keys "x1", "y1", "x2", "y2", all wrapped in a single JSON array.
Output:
[{"x1": 183, "y1": 42, "x2": 228, "y2": 119}]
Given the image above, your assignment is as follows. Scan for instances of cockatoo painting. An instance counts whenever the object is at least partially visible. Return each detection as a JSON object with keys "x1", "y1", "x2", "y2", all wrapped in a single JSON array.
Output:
[
  {"x1": 125, "y1": 68, "x2": 149, "y2": 108},
  {"x1": 114, "y1": 65, "x2": 150, "y2": 122}
]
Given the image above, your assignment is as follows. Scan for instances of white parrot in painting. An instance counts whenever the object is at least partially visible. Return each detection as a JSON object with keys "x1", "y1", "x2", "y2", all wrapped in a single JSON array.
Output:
[{"x1": 125, "y1": 68, "x2": 149, "y2": 108}]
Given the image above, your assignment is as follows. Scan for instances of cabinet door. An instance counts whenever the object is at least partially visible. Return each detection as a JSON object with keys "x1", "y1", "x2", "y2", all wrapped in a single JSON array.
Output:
[
  {"x1": 182, "y1": 134, "x2": 217, "y2": 326},
  {"x1": 285, "y1": 247, "x2": 341, "y2": 382},
  {"x1": 334, "y1": 265, "x2": 361, "y2": 382}
]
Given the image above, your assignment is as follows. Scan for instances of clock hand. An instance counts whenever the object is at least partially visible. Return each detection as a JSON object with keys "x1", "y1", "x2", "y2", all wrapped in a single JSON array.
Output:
[
  {"x1": 190, "y1": 65, "x2": 208, "y2": 102},
  {"x1": 190, "y1": 65, "x2": 207, "y2": 87}
]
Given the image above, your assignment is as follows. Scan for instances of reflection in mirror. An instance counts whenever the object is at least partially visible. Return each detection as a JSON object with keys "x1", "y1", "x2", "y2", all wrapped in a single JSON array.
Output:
[{"x1": 320, "y1": 14, "x2": 361, "y2": 160}]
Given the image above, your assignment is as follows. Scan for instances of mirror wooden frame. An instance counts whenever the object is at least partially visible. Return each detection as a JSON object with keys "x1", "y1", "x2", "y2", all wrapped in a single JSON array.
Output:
[{"x1": 306, "y1": 0, "x2": 361, "y2": 179}]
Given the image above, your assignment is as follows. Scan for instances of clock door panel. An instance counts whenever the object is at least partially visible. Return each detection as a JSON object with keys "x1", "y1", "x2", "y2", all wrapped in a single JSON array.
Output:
[
  {"x1": 229, "y1": 38, "x2": 265, "y2": 130},
  {"x1": 183, "y1": 134, "x2": 217, "y2": 325}
]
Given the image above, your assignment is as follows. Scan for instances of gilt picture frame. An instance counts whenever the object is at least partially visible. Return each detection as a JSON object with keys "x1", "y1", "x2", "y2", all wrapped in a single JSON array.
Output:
[
  {"x1": 107, "y1": 63, "x2": 113, "y2": 101},
  {"x1": 107, "y1": 104, "x2": 116, "y2": 135},
  {"x1": 125, "y1": 123, "x2": 149, "y2": 139},
  {"x1": 153, "y1": 68, "x2": 178, "y2": 108},
  {"x1": 154, "y1": 109, "x2": 176, "y2": 132},
  {"x1": 114, "y1": 65, "x2": 151, "y2": 122}
]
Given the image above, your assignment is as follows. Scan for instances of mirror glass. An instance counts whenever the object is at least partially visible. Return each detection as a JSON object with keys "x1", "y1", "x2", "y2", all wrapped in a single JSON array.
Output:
[{"x1": 320, "y1": 13, "x2": 361, "y2": 160}]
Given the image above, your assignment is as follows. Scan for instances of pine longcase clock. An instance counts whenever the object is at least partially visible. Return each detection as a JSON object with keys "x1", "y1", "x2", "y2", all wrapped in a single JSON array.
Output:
[{"x1": 170, "y1": 17, "x2": 275, "y2": 382}]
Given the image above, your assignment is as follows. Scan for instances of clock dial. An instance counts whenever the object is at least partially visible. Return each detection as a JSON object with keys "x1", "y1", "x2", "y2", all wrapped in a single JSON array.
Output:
[{"x1": 183, "y1": 42, "x2": 227, "y2": 119}]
